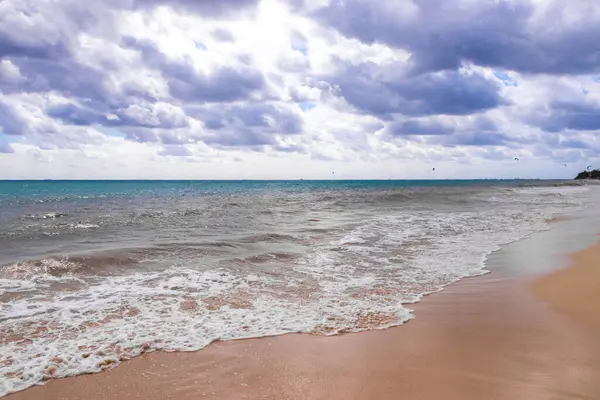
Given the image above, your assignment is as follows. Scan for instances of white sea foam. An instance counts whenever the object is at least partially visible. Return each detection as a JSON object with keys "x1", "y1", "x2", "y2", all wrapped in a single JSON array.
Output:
[
  {"x1": 0, "y1": 184, "x2": 592, "y2": 396},
  {"x1": 72, "y1": 223, "x2": 100, "y2": 229},
  {"x1": 25, "y1": 212, "x2": 68, "y2": 220}
]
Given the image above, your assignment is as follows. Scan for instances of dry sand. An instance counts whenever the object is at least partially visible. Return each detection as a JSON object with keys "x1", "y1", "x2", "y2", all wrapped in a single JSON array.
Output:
[
  {"x1": 7, "y1": 242, "x2": 600, "y2": 400},
  {"x1": 531, "y1": 238, "x2": 600, "y2": 333}
]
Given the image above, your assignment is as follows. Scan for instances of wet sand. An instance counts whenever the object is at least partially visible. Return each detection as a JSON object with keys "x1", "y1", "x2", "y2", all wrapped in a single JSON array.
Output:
[{"x1": 8, "y1": 242, "x2": 600, "y2": 400}]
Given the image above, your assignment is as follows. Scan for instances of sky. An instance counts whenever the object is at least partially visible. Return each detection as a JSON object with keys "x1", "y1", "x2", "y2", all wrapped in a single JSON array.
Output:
[{"x1": 0, "y1": 0, "x2": 599, "y2": 180}]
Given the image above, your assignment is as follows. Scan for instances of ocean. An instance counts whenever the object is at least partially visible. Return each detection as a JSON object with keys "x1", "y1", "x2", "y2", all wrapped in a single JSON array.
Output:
[{"x1": 0, "y1": 179, "x2": 593, "y2": 395}]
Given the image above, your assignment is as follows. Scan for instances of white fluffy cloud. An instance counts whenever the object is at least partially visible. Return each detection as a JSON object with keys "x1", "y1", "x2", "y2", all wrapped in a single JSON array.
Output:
[{"x1": 1, "y1": 0, "x2": 599, "y2": 179}]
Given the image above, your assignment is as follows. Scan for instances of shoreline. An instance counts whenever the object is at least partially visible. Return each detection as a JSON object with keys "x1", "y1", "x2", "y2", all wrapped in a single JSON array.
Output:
[{"x1": 8, "y1": 230, "x2": 600, "y2": 399}]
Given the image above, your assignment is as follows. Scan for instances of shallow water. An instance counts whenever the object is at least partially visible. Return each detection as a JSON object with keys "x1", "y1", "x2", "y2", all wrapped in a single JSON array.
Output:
[{"x1": 0, "y1": 179, "x2": 593, "y2": 395}]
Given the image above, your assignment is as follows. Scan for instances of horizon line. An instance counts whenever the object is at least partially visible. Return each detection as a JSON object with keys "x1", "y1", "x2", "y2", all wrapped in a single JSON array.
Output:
[{"x1": 0, "y1": 178, "x2": 569, "y2": 182}]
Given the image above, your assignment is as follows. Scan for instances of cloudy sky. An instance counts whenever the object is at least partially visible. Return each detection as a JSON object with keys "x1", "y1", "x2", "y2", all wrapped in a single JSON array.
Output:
[{"x1": 1, "y1": 0, "x2": 599, "y2": 179}]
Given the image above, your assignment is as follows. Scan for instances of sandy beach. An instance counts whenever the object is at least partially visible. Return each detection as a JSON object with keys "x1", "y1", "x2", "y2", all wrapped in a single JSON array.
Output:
[
  {"x1": 7, "y1": 239, "x2": 600, "y2": 400},
  {"x1": 532, "y1": 238, "x2": 600, "y2": 334}
]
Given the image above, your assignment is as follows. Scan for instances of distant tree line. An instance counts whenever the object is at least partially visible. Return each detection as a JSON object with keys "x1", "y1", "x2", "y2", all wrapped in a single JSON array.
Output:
[{"x1": 575, "y1": 169, "x2": 600, "y2": 179}]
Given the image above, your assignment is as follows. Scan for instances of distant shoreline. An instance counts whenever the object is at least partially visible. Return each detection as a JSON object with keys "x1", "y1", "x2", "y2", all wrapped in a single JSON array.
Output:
[
  {"x1": 0, "y1": 178, "x2": 578, "y2": 182},
  {"x1": 575, "y1": 169, "x2": 600, "y2": 180}
]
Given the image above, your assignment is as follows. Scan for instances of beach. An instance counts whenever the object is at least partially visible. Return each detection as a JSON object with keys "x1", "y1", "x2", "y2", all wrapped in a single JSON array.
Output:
[
  {"x1": 7, "y1": 218, "x2": 600, "y2": 399},
  {"x1": 532, "y1": 238, "x2": 600, "y2": 334}
]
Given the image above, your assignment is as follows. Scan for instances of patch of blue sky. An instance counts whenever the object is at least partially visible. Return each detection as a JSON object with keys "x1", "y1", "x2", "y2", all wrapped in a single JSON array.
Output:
[
  {"x1": 493, "y1": 70, "x2": 518, "y2": 87},
  {"x1": 292, "y1": 45, "x2": 308, "y2": 55},
  {"x1": 0, "y1": 132, "x2": 17, "y2": 143},
  {"x1": 194, "y1": 41, "x2": 207, "y2": 50},
  {"x1": 298, "y1": 102, "x2": 316, "y2": 112},
  {"x1": 95, "y1": 126, "x2": 125, "y2": 138}
]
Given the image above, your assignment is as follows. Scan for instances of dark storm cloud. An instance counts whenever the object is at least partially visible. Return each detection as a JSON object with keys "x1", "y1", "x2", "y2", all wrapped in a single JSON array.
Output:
[
  {"x1": 0, "y1": 101, "x2": 26, "y2": 136},
  {"x1": 388, "y1": 119, "x2": 454, "y2": 136},
  {"x1": 1, "y1": 3, "x2": 265, "y2": 104},
  {"x1": 191, "y1": 102, "x2": 303, "y2": 135},
  {"x1": 447, "y1": 131, "x2": 513, "y2": 147},
  {"x1": 0, "y1": 2, "x2": 71, "y2": 61},
  {"x1": 442, "y1": 117, "x2": 524, "y2": 147},
  {"x1": 167, "y1": 66, "x2": 266, "y2": 103},
  {"x1": 552, "y1": 149, "x2": 587, "y2": 163},
  {"x1": 1, "y1": 38, "x2": 161, "y2": 128},
  {"x1": 0, "y1": 97, "x2": 114, "y2": 150},
  {"x1": 117, "y1": 104, "x2": 189, "y2": 129},
  {"x1": 203, "y1": 119, "x2": 226, "y2": 130},
  {"x1": 2, "y1": 57, "x2": 112, "y2": 104},
  {"x1": 46, "y1": 102, "x2": 189, "y2": 129},
  {"x1": 123, "y1": 37, "x2": 267, "y2": 103},
  {"x1": 542, "y1": 130, "x2": 598, "y2": 151},
  {"x1": 325, "y1": 61, "x2": 505, "y2": 117},
  {"x1": 313, "y1": 0, "x2": 600, "y2": 75},
  {"x1": 397, "y1": 71, "x2": 506, "y2": 115},
  {"x1": 4, "y1": 46, "x2": 166, "y2": 112},
  {"x1": 0, "y1": 0, "x2": 259, "y2": 65},
  {"x1": 533, "y1": 101, "x2": 600, "y2": 132},
  {"x1": 0, "y1": 0, "x2": 123, "y2": 62},
  {"x1": 387, "y1": 115, "x2": 517, "y2": 147},
  {"x1": 189, "y1": 102, "x2": 304, "y2": 148},
  {"x1": 202, "y1": 128, "x2": 276, "y2": 148},
  {"x1": 1, "y1": 0, "x2": 269, "y2": 156},
  {"x1": 0, "y1": 33, "x2": 71, "y2": 60},
  {"x1": 46, "y1": 104, "x2": 108, "y2": 127},
  {"x1": 559, "y1": 138, "x2": 592, "y2": 149}
]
